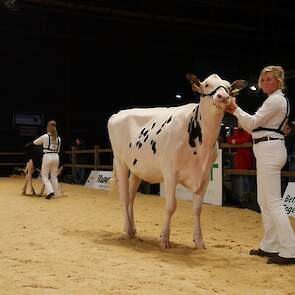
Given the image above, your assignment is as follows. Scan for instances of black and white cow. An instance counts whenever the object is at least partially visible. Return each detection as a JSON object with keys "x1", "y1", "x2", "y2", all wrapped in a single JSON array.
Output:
[
  {"x1": 21, "y1": 142, "x2": 43, "y2": 196},
  {"x1": 107, "y1": 73, "x2": 247, "y2": 249}
]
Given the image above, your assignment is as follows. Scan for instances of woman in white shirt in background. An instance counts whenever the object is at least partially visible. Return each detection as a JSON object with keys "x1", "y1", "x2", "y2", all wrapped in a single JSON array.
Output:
[
  {"x1": 33, "y1": 120, "x2": 61, "y2": 199},
  {"x1": 227, "y1": 65, "x2": 295, "y2": 265}
]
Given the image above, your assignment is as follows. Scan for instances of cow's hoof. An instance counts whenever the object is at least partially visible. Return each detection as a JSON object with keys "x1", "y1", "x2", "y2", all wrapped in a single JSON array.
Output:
[
  {"x1": 159, "y1": 240, "x2": 171, "y2": 249},
  {"x1": 193, "y1": 240, "x2": 206, "y2": 249},
  {"x1": 125, "y1": 231, "x2": 136, "y2": 239},
  {"x1": 124, "y1": 225, "x2": 136, "y2": 239}
]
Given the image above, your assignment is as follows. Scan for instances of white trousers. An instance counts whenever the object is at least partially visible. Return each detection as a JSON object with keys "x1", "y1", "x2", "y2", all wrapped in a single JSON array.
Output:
[
  {"x1": 41, "y1": 153, "x2": 59, "y2": 196},
  {"x1": 254, "y1": 140, "x2": 295, "y2": 258}
]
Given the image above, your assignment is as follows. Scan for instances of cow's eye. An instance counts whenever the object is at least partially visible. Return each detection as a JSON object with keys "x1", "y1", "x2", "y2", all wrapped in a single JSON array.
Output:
[{"x1": 205, "y1": 83, "x2": 208, "y2": 88}]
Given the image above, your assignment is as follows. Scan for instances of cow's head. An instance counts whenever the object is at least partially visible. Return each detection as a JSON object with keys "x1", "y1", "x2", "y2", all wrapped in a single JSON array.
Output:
[{"x1": 186, "y1": 73, "x2": 247, "y2": 111}]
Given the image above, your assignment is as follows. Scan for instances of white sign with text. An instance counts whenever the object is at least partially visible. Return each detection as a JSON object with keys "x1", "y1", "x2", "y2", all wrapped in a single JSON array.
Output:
[
  {"x1": 85, "y1": 170, "x2": 113, "y2": 190},
  {"x1": 282, "y1": 182, "x2": 295, "y2": 217}
]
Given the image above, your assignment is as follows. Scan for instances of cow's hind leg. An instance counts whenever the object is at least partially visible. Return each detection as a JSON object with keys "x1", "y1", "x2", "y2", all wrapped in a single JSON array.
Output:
[
  {"x1": 128, "y1": 173, "x2": 141, "y2": 236},
  {"x1": 38, "y1": 184, "x2": 45, "y2": 197},
  {"x1": 115, "y1": 158, "x2": 135, "y2": 239},
  {"x1": 160, "y1": 173, "x2": 177, "y2": 249}
]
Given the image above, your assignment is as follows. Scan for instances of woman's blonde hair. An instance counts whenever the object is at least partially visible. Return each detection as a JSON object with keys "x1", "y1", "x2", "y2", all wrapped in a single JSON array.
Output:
[
  {"x1": 258, "y1": 65, "x2": 285, "y2": 90},
  {"x1": 47, "y1": 120, "x2": 58, "y2": 141}
]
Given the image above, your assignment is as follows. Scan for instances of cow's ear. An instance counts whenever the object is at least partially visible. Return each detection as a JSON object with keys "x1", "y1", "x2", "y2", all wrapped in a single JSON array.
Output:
[
  {"x1": 186, "y1": 73, "x2": 201, "y2": 92},
  {"x1": 230, "y1": 80, "x2": 248, "y2": 96}
]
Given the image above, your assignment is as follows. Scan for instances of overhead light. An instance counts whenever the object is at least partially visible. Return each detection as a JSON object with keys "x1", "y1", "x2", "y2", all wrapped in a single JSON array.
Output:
[
  {"x1": 250, "y1": 85, "x2": 257, "y2": 91},
  {"x1": 176, "y1": 94, "x2": 182, "y2": 99}
]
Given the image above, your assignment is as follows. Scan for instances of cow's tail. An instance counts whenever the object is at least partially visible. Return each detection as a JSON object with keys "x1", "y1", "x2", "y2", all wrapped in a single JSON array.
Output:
[{"x1": 108, "y1": 157, "x2": 118, "y2": 196}]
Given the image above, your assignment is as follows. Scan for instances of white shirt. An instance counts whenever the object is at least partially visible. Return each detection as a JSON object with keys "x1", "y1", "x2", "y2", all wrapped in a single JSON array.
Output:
[
  {"x1": 233, "y1": 89, "x2": 287, "y2": 139},
  {"x1": 33, "y1": 133, "x2": 61, "y2": 153}
]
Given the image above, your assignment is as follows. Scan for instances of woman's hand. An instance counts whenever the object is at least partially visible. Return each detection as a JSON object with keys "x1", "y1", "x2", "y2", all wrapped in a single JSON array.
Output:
[{"x1": 226, "y1": 97, "x2": 238, "y2": 113}]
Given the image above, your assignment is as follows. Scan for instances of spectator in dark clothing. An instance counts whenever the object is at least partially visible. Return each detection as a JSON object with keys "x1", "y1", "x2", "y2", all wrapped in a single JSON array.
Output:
[
  {"x1": 283, "y1": 122, "x2": 295, "y2": 170},
  {"x1": 282, "y1": 121, "x2": 295, "y2": 192},
  {"x1": 227, "y1": 126, "x2": 255, "y2": 207}
]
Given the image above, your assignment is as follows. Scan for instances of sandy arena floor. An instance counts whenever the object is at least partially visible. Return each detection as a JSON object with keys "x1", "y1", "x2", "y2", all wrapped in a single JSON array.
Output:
[{"x1": 0, "y1": 177, "x2": 295, "y2": 295}]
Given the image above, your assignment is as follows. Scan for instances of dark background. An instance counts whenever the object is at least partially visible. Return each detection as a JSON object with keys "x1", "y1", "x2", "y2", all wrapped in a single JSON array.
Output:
[{"x1": 1, "y1": 0, "x2": 295, "y2": 151}]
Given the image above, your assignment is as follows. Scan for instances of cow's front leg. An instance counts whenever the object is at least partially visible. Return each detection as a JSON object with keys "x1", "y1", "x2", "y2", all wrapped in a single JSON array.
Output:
[
  {"x1": 22, "y1": 175, "x2": 28, "y2": 195},
  {"x1": 160, "y1": 174, "x2": 177, "y2": 249},
  {"x1": 192, "y1": 193, "x2": 206, "y2": 249},
  {"x1": 22, "y1": 160, "x2": 35, "y2": 195}
]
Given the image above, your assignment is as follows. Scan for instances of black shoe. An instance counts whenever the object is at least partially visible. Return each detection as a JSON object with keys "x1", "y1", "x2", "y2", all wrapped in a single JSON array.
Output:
[
  {"x1": 267, "y1": 256, "x2": 295, "y2": 265},
  {"x1": 46, "y1": 192, "x2": 54, "y2": 199},
  {"x1": 249, "y1": 248, "x2": 279, "y2": 258}
]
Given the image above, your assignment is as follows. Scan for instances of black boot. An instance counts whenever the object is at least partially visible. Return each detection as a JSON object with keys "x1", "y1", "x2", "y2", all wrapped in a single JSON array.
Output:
[{"x1": 46, "y1": 192, "x2": 54, "y2": 199}]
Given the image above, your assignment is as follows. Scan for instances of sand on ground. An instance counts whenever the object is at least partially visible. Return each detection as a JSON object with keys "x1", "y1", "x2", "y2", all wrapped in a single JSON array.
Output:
[{"x1": 0, "y1": 177, "x2": 295, "y2": 295}]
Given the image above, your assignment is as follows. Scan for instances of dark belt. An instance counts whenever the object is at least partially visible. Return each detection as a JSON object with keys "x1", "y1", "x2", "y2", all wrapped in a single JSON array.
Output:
[{"x1": 253, "y1": 136, "x2": 284, "y2": 144}]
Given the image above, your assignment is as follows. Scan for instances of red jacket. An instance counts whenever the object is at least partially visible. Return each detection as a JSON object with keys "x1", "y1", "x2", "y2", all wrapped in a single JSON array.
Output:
[{"x1": 227, "y1": 128, "x2": 255, "y2": 170}]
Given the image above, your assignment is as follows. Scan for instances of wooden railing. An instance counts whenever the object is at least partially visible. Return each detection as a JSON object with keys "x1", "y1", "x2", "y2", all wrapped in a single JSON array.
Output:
[
  {"x1": 63, "y1": 145, "x2": 113, "y2": 171},
  {"x1": 220, "y1": 142, "x2": 295, "y2": 177},
  {"x1": 0, "y1": 145, "x2": 113, "y2": 172},
  {"x1": 1, "y1": 143, "x2": 295, "y2": 177},
  {"x1": 0, "y1": 151, "x2": 26, "y2": 167}
]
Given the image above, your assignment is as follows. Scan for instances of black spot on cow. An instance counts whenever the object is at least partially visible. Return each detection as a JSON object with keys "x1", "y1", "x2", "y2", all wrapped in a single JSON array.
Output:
[
  {"x1": 143, "y1": 129, "x2": 149, "y2": 137},
  {"x1": 152, "y1": 141, "x2": 157, "y2": 154},
  {"x1": 150, "y1": 140, "x2": 154, "y2": 145},
  {"x1": 161, "y1": 122, "x2": 165, "y2": 128},
  {"x1": 156, "y1": 129, "x2": 161, "y2": 135},
  {"x1": 141, "y1": 128, "x2": 146, "y2": 134},
  {"x1": 129, "y1": 143, "x2": 132, "y2": 148},
  {"x1": 138, "y1": 142, "x2": 142, "y2": 149},
  {"x1": 133, "y1": 159, "x2": 137, "y2": 166},
  {"x1": 136, "y1": 141, "x2": 139, "y2": 147},
  {"x1": 188, "y1": 106, "x2": 202, "y2": 148},
  {"x1": 166, "y1": 116, "x2": 172, "y2": 124},
  {"x1": 151, "y1": 122, "x2": 156, "y2": 129},
  {"x1": 144, "y1": 135, "x2": 149, "y2": 142}
]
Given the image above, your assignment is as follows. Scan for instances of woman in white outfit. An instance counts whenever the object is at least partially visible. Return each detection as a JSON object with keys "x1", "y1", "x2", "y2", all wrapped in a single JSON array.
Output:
[
  {"x1": 33, "y1": 120, "x2": 61, "y2": 199},
  {"x1": 227, "y1": 65, "x2": 295, "y2": 265}
]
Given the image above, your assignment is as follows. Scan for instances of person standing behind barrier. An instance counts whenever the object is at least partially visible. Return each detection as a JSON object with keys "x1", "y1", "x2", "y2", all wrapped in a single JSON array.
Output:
[
  {"x1": 33, "y1": 120, "x2": 62, "y2": 199},
  {"x1": 284, "y1": 122, "x2": 295, "y2": 175},
  {"x1": 227, "y1": 126, "x2": 255, "y2": 207},
  {"x1": 226, "y1": 65, "x2": 295, "y2": 265}
]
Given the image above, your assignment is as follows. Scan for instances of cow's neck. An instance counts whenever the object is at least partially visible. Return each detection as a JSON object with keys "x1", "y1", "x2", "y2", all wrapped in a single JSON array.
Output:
[
  {"x1": 179, "y1": 98, "x2": 224, "y2": 192},
  {"x1": 199, "y1": 96, "x2": 224, "y2": 147}
]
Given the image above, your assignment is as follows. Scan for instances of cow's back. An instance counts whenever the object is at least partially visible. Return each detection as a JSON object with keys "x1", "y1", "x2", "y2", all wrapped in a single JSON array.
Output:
[{"x1": 108, "y1": 104, "x2": 199, "y2": 183}]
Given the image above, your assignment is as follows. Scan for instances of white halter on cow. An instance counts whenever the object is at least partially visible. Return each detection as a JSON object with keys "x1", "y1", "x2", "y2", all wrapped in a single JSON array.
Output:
[{"x1": 108, "y1": 73, "x2": 247, "y2": 249}]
